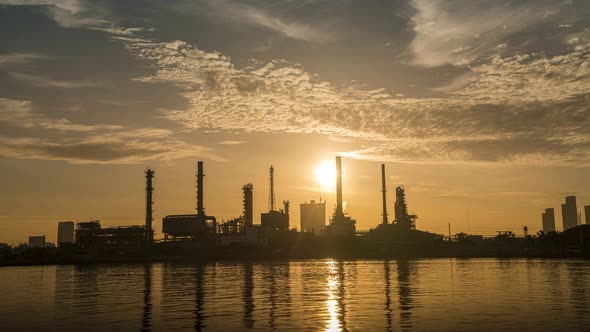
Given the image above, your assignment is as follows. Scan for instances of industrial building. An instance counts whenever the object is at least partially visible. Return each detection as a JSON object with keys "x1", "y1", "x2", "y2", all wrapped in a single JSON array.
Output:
[
  {"x1": 326, "y1": 156, "x2": 356, "y2": 237},
  {"x1": 145, "y1": 169, "x2": 155, "y2": 244},
  {"x1": 220, "y1": 184, "x2": 253, "y2": 235},
  {"x1": 260, "y1": 166, "x2": 290, "y2": 232},
  {"x1": 57, "y1": 221, "x2": 75, "y2": 246},
  {"x1": 300, "y1": 200, "x2": 326, "y2": 234},
  {"x1": 542, "y1": 208, "x2": 556, "y2": 233},
  {"x1": 561, "y1": 196, "x2": 578, "y2": 231},
  {"x1": 371, "y1": 164, "x2": 417, "y2": 232},
  {"x1": 28, "y1": 235, "x2": 46, "y2": 248},
  {"x1": 366, "y1": 164, "x2": 440, "y2": 248},
  {"x1": 75, "y1": 220, "x2": 147, "y2": 249},
  {"x1": 162, "y1": 161, "x2": 217, "y2": 241},
  {"x1": 220, "y1": 183, "x2": 265, "y2": 246},
  {"x1": 394, "y1": 186, "x2": 417, "y2": 230}
]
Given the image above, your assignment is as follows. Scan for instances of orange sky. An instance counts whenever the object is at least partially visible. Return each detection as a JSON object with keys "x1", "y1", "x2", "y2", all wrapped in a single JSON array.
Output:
[{"x1": 1, "y1": 1, "x2": 589, "y2": 243}]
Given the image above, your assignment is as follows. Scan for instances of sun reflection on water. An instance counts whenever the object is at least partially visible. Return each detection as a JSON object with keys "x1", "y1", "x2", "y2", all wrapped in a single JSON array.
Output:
[{"x1": 325, "y1": 259, "x2": 341, "y2": 332}]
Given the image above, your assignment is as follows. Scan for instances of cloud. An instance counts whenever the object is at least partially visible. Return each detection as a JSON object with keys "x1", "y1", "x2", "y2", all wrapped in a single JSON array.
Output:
[
  {"x1": 204, "y1": 0, "x2": 329, "y2": 42},
  {"x1": 407, "y1": 0, "x2": 585, "y2": 67},
  {"x1": 0, "y1": 98, "x2": 224, "y2": 163},
  {"x1": 0, "y1": 135, "x2": 222, "y2": 164},
  {"x1": 0, "y1": 53, "x2": 51, "y2": 67},
  {"x1": 0, "y1": 97, "x2": 121, "y2": 131},
  {"x1": 87, "y1": 27, "x2": 147, "y2": 36},
  {"x1": 114, "y1": 32, "x2": 590, "y2": 166},
  {"x1": 218, "y1": 140, "x2": 246, "y2": 145},
  {"x1": 0, "y1": 0, "x2": 107, "y2": 28},
  {"x1": 10, "y1": 72, "x2": 101, "y2": 88}
]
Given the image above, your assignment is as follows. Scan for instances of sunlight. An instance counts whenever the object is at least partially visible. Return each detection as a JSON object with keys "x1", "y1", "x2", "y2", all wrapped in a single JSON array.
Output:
[
  {"x1": 315, "y1": 160, "x2": 337, "y2": 191},
  {"x1": 325, "y1": 259, "x2": 340, "y2": 331}
]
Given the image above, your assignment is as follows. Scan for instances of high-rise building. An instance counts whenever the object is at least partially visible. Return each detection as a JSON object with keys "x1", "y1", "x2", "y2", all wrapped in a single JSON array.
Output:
[
  {"x1": 561, "y1": 196, "x2": 578, "y2": 231},
  {"x1": 541, "y1": 208, "x2": 556, "y2": 233},
  {"x1": 57, "y1": 221, "x2": 75, "y2": 246},
  {"x1": 300, "y1": 200, "x2": 326, "y2": 234},
  {"x1": 28, "y1": 235, "x2": 45, "y2": 248},
  {"x1": 585, "y1": 205, "x2": 590, "y2": 225}
]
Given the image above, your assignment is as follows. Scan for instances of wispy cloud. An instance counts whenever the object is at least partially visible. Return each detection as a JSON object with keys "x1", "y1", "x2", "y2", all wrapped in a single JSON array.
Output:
[
  {"x1": 218, "y1": 140, "x2": 246, "y2": 145},
  {"x1": 0, "y1": 98, "x2": 225, "y2": 163},
  {"x1": 204, "y1": 0, "x2": 329, "y2": 42},
  {"x1": 0, "y1": 0, "x2": 106, "y2": 28},
  {"x1": 0, "y1": 97, "x2": 120, "y2": 131},
  {"x1": 0, "y1": 135, "x2": 222, "y2": 164},
  {"x1": 407, "y1": 0, "x2": 584, "y2": 67},
  {"x1": 0, "y1": 53, "x2": 51, "y2": 67},
  {"x1": 10, "y1": 72, "x2": 102, "y2": 88}
]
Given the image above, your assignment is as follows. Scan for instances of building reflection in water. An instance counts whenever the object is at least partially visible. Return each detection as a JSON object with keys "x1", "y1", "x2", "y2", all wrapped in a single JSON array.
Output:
[
  {"x1": 72, "y1": 265, "x2": 99, "y2": 328},
  {"x1": 141, "y1": 264, "x2": 152, "y2": 332},
  {"x1": 397, "y1": 260, "x2": 414, "y2": 330},
  {"x1": 194, "y1": 264, "x2": 206, "y2": 331},
  {"x1": 265, "y1": 265, "x2": 278, "y2": 329},
  {"x1": 263, "y1": 262, "x2": 291, "y2": 330},
  {"x1": 384, "y1": 260, "x2": 393, "y2": 331},
  {"x1": 325, "y1": 259, "x2": 347, "y2": 331},
  {"x1": 243, "y1": 262, "x2": 255, "y2": 329},
  {"x1": 54, "y1": 265, "x2": 74, "y2": 323}
]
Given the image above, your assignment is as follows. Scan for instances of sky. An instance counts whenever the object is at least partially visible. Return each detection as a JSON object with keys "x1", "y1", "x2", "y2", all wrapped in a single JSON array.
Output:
[{"x1": 1, "y1": 0, "x2": 589, "y2": 243}]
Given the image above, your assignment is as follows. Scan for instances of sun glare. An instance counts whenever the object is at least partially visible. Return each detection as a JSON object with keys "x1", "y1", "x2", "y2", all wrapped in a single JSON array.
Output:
[{"x1": 315, "y1": 160, "x2": 337, "y2": 190}]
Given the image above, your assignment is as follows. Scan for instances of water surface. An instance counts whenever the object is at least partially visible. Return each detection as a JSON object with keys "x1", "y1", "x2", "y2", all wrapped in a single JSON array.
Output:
[{"x1": 1, "y1": 259, "x2": 589, "y2": 331}]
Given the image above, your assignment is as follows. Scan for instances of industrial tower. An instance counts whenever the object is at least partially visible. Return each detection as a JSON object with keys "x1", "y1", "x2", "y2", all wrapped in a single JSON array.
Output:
[
  {"x1": 243, "y1": 183, "x2": 253, "y2": 228},
  {"x1": 145, "y1": 168, "x2": 155, "y2": 244},
  {"x1": 268, "y1": 165, "x2": 275, "y2": 211},
  {"x1": 261, "y1": 165, "x2": 289, "y2": 231},
  {"x1": 161, "y1": 161, "x2": 217, "y2": 240},
  {"x1": 197, "y1": 161, "x2": 205, "y2": 217},
  {"x1": 394, "y1": 186, "x2": 417, "y2": 230},
  {"x1": 381, "y1": 164, "x2": 388, "y2": 225},
  {"x1": 327, "y1": 156, "x2": 356, "y2": 237}
]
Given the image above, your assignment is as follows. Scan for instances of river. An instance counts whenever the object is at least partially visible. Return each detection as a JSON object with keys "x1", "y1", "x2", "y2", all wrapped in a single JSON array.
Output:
[{"x1": 1, "y1": 259, "x2": 589, "y2": 331}]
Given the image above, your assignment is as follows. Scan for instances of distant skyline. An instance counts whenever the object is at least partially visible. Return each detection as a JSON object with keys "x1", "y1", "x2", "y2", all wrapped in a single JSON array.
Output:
[{"x1": 1, "y1": 0, "x2": 590, "y2": 243}]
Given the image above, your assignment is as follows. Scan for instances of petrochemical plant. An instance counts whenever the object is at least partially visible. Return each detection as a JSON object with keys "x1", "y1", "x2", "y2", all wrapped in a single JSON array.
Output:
[
  {"x1": 45, "y1": 156, "x2": 440, "y2": 257},
  {"x1": 9, "y1": 155, "x2": 590, "y2": 263}
]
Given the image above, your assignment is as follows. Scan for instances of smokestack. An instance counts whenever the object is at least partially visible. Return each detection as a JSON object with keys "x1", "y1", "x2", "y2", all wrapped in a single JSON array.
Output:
[
  {"x1": 268, "y1": 165, "x2": 275, "y2": 211},
  {"x1": 197, "y1": 161, "x2": 204, "y2": 216},
  {"x1": 145, "y1": 168, "x2": 155, "y2": 243},
  {"x1": 243, "y1": 183, "x2": 253, "y2": 227},
  {"x1": 381, "y1": 164, "x2": 388, "y2": 225},
  {"x1": 336, "y1": 156, "x2": 343, "y2": 216}
]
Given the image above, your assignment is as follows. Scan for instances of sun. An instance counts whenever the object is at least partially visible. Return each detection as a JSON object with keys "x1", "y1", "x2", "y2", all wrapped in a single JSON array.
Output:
[{"x1": 314, "y1": 160, "x2": 337, "y2": 190}]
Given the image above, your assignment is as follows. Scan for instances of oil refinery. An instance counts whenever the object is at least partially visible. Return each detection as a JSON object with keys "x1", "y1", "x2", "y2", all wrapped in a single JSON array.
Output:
[{"x1": 49, "y1": 154, "x2": 446, "y2": 260}]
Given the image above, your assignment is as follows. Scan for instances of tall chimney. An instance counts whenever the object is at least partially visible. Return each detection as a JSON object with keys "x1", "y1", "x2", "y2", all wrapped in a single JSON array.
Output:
[
  {"x1": 381, "y1": 164, "x2": 388, "y2": 225},
  {"x1": 336, "y1": 156, "x2": 343, "y2": 217},
  {"x1": 197, "y1": 161, "x2": 204, "y2": 216},
  {"x1": 145, "y1": 168, "x2": 155, "y2": 243},
  {"x1": 243, "y1": 183, "x2": 253, "y2": 227},
  {"x1": 268, "y1": 165, "x2": 275, "y2": 211}
]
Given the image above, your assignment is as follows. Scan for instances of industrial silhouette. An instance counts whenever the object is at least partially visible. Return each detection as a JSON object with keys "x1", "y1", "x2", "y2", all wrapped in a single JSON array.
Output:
[{"x1": 3, "y1": 155, "x2": 590, "y2": 264}]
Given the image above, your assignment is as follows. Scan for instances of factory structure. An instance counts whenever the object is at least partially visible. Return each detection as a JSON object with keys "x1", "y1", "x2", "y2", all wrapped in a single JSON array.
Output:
[
  {"x1": 260, "y1": 166, "x2": 290, "y2": 232},
  {"x1": 47, "y1": 155, "x2": 438, "y2": 252},
  {"x1": 162, "y1": 162, "x2": 217, "y2": 241},
  {"x1": 300, "y1": 200, "x2": 326, "y2": 234},
  {"x1": 326, "y1": 156, "x2": 357, "y2": 237}
]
